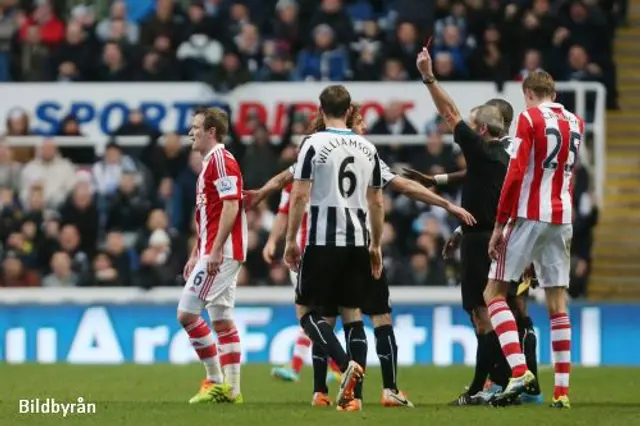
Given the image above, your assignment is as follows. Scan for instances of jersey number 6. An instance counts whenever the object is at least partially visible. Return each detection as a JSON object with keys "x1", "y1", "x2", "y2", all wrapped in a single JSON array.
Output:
[
  {"x1": 193, "y1": 270, "x2": 205, "y2": 287},
  {"x1": 339, "y1": 156, "x2": 357, "y2": 198}
]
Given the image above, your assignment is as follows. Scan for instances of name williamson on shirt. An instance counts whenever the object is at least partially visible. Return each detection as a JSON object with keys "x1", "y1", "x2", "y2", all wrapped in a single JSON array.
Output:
[{"x1": 316, "y1": 137, "x2": 374, "y2": 164}]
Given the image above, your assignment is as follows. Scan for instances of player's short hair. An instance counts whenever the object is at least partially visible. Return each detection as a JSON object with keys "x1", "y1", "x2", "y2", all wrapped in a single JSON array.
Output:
[
  {"x1": 471, "y1": 105, "x2": 505, "y2": 138},
  {"x1": 193, "y1": 106, "x2": 229, "y2": 140},
  {"x1": 522, "y1": 70, "x2": 555, "y2": 98},
  {"x1": 484, "y1": 98, "x2": 514, "y2": 130},
  {"x1": 309, "y1": 102, "x2": 362, "y2": 133},
  {"x1": 319, "y1": 85, "x2": 352, "y2": 119}
]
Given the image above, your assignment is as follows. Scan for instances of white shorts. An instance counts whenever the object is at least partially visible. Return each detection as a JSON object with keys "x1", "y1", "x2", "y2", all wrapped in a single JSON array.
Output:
[
  {"x1": 488, "y1": 218, "x2": 572, "y2": 288},
  {"x1": 289, "y1": 270, "x2": 298, "y2": 288},
  {"x1": 177, "y1": 257, "x2": 241, "y2": 314}
]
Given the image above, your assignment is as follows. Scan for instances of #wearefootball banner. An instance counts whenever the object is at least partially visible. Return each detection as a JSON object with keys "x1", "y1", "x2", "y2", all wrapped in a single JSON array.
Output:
[{"x1": 0, "y1": 302, "x2": 636, "y2": 366}]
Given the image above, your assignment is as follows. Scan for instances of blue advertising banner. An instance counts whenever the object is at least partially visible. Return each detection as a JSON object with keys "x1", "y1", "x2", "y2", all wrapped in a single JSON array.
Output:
[{"x1": 0, "y1": 303, "x2": 637, "y2": 366}]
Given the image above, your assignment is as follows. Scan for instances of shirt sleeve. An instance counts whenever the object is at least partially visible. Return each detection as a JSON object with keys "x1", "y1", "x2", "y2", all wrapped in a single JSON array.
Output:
[
  {"x1": 293, "y1": 136, "x2": 316, "y2": 180},
  {"x1": 379, "y1": 159, "x2": 396, "y2": 187},
  {"x1": 496, "y1": 112, "x2": 534, "y2": 224},
  {"x1": 213, "y1": 152, "x2": 242, "y2": 201},
  {"x1": 453, "y1": 121, "x2": 485, "y2": 165},
  {"x1": 277, "y1": 187, "x2": 291, "y2": 215},
  {"x1": 369, "y1": 151, "x2": 383, "y2": 188}
]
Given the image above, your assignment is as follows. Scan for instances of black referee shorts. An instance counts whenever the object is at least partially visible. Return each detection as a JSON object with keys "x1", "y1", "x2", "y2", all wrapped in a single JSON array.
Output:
[
  {"x1": 322, "y1": 269, "x2": 392, "y2": 318},
  {"x1": 295, "y1": 245, "x2": 370, "y2": 311},
  {"x1": 460, "y1": 231, "x2": 492, "y2": 312}
]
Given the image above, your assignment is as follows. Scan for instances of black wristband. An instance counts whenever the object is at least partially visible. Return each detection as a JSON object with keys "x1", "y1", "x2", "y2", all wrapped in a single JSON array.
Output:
[{"x1": 422, "y1": 75, "x2": 436, "y2": 85}]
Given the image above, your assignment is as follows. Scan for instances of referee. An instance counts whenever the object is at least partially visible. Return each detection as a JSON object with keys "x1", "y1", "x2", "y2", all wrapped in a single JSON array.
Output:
[{"x1": 416, "y1": 47, "x2": 510, "y2": 405}]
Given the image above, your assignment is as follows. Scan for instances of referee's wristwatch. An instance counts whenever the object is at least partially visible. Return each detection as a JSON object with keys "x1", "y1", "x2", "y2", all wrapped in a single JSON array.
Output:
[{"x1": 422, "y1": 75, "x2": 436, "y2": 85}]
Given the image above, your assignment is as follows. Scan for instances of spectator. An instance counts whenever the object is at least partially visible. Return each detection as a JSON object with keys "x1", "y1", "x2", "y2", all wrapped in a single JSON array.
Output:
[
  {"x1": 409, "y1": 130, "x2": 464, "y2": 197},
  {"x1": 42, "y1": 251, "x2": 79, "y2": 287},
  {"x1": 56, "y1": 224, "x2": 90, "y2": 276},
  {"x1": 106, "y1": 171, "x2": 152, "y2": 233},
  {"x1": 294, "y1": 24, "x2": 350, "y2": 81},
  {"x1": 12, "y1": 21, "x2": 51, "y2": 81},
  {"x1": 5, "y1": 107, "x2": 31, "y2": 136},
  {"x1": 91, "y1": 142, "x2": 138, "y2": 198},
  {"x1": 17, "y1": 0, "x2": 64, "y2": 49},
  {"x1": 104, "y1": 231, "x2": 133, "y2": 286},
  {"x1": 51, "y1": 20, "x2": 95, "y2": 82},
  {"x1": 468, "y1": 25, "x2": 510, "y2": 83},
  {"x1": 171, "y1": 150, "x2": 201, "y2": 233},
  {"x1": 140, "y1": 0, "x2": 186, "y2": 49},
  {"x1": 59, "y1": 180, "x2": 99, "y2": 255},
  {"x1": 0, "y1": 252, "x2": 38, "y2": 287},
  {"x1": 259, "y1": 52, "x2": 293, "y2": 81},
  {"x1": 83, "y1": 251, "x2": 122, "y2": 286},
  {"x1": 564, "y1": 44, "x2": 603, "y2": 82},
  {"x1": 208, "y1": 50, "x2": 251, "y2": 92},
  {"x1": 20, "y1": 139, "x2": 77, "y2": 208},
  {"x1": 308, "y1": 0, "x2": 354, "y2": 45},
  {"x1": 176, "y1": 30, "x2": 223, "y2": 81},
  {"x1": 385, "y1": 21, "x2": 422, "y2": 80},
  {"x1": 0, "y1": 187, "x2": 21, "y2": 241},
  {"x1": 515, "y1": 49, "x2": 544, "y2": 81},
  {"x1": 98, "y1": 41, "x2": 132, "y2": 81},
  {"x1": 381, "y1": 58, "x2": 408, "y2": 81},
  {"x1": 96, "y1": 0, "x2": 140, "y2": 44},
  {"x1": 0, "y1": 3, "x2": 17, "y2": 81},
  {"x1": 242, "y1": 123, "x2": 280, "y2": 190},
  {"x1": 235, "y1": 23, "x2": 263, "y2": 75},
  {"x1": 370, "y1": 101, "x2": 417, "y2": 165},
  {"x1": 272, "y1": 0, "x2": 302, "y2": 55},
  {"x1": 0, "y1": 139, "x2": 21, "y2": 191},
  {"x1": 432, "y1": 51, "x2": 464, "y2": 81}
]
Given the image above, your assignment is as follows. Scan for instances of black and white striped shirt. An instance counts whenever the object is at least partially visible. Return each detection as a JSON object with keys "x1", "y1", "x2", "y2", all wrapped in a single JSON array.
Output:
[{"x1": 292, "y1": 128, "x2": 383, "y2": 247}]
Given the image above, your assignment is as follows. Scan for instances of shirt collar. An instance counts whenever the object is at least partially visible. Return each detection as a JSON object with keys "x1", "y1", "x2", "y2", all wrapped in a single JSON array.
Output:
[
  {"x1": 203, "y1": 143, "x2": 224, "y2": 162},
  {"x1": 325, "y1": 127, "x2": 354, "y2": 135},
  {"x1": 539, "y1": 101, "x2": 564, "y2": 109}
]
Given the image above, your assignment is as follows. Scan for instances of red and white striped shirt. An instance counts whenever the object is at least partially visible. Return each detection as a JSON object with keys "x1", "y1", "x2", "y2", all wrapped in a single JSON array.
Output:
[
  {"x1": 195, "y1": 144, "x2": 248, "y2": 261},
  {"x1": 278, "y1": 183, "x2": 309, "y2": 250},
  {"x1": 496, "y1": 102, "x2": 584, "y2": 225}
]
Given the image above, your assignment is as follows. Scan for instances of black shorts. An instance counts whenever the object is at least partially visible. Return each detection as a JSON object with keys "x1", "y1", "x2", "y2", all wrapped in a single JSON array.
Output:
[
  {"x1": 320, "y1": 270, "x2": 392, "y2": 318},
  {"x1": 295, "y1": 245, "x2": 371, "y2": 310},
  {"x1": 460, "y1": 231, "x2": 492, "y2": 312}
]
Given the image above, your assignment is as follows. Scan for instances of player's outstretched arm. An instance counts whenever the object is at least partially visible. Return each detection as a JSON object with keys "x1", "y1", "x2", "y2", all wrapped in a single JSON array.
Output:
[
  {"x1": 263, "y1": 212, "x2": 288, "y2": 264},
  {"x1": 401, "y1": 168, "x2": 468, "y2": 187},
  {"x1": 416, "y1": 45, "x2": 463, "y2": 130},
  {"x1": 390, "y1": 176, "x2": 476, "y2": 226},
  {"x1": 243, "y1": 168, "x2": 294, "y2": 209}
]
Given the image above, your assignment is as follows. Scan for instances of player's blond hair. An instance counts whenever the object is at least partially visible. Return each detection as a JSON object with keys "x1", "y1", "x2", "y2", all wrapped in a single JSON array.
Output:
[
  {"x1": 309, "y1": 103, "x2": 362, "y2": 133},
  {"x1": 522, "y1": 70, "x2": 555, "y2": 98},
  {"x1": 194, "y1": 106, "x2": 229, "y2": 140}
]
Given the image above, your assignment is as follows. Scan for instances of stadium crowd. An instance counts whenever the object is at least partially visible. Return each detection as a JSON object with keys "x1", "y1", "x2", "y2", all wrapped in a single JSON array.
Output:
[{"x1": 0, "y1": 0, "x2": 605, "y2": 296}]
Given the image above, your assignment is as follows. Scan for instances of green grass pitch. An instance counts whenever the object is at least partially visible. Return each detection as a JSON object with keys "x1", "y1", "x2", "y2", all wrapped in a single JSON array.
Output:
[{"x1": 1, "y1": 365, "x2": 639, "y2": 426}]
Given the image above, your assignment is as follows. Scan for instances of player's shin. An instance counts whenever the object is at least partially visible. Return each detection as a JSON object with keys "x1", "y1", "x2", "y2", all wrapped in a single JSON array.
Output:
[
  {"x1": 300, "y1": 312, "x2": 349, "y2": 371},
  {"x1": 312, "y1": 344, "x2": 330, "y2": 394},
  {"x1": 374, "y1": 324, "x2": 398, "y2": 391},
  {"x1": 518, "y1": 316, "x2": 539, "y2": 379},
  {"x1": 292, "y1": 330, "x2": 312, "y2": 374},
  {"x1": 550, "y1": 313, "x2": 571, "y2": 398},
  {"x1": 468, "y1": 332, "x2": 494, "y2": 394},
  {"x1": 344, "y1": 321, "x2": 367, "y2": 399},
  {"x1": 182, "y1": 317, "x2": 223, "y2": 383},
  {"x1": 487, "y1": 297, "x2": 527, "y2": 377},
  {"x1": 216, "y1": 323, "x2": 242, "y2": 398}
]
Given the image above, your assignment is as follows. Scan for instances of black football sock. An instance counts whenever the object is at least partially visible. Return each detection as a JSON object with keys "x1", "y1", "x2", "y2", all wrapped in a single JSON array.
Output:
[
  {"x1": 487, "y1": 330, "x2": 510, "y2": 388},
  {"x1": 519, "y1": 316, "x2": 540, "y2": 392},
  {"x1": 311, "y1": 343, "x2": 329, "y2": 394},
  {"x1": 468, "y1": 333, "x2": 492, "y2": 395},
  {"x1": 344, "y1": 321, "x2": 367, "y2": 399},
  {"x1": 374, "y1": 325, "x2": 398, "y2": 391},
  {"x1": 301, "y1": 312, "x2": 349, "y2": 371}
]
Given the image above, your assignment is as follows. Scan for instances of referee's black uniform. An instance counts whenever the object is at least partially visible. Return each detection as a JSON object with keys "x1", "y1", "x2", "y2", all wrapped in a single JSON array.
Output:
[{"x1": 453, "y1": 122, "x2": 509, "y2": 313}]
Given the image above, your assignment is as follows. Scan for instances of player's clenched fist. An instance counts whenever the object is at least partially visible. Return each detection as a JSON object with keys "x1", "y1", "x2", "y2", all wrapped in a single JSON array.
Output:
[{"x1": 284, "y1": 241, "x2": 301, "y2": 272}]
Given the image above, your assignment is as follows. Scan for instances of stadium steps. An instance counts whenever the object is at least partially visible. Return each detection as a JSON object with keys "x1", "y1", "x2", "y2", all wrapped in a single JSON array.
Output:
[{"x1": 589, "y1": 18, "x2": 640, "y2": 300}]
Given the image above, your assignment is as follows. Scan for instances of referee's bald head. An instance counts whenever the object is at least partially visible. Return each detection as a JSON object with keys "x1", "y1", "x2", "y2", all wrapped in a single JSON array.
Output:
[{"x1": 470, "y1": 105, "x2": 505, "y2": 139}]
